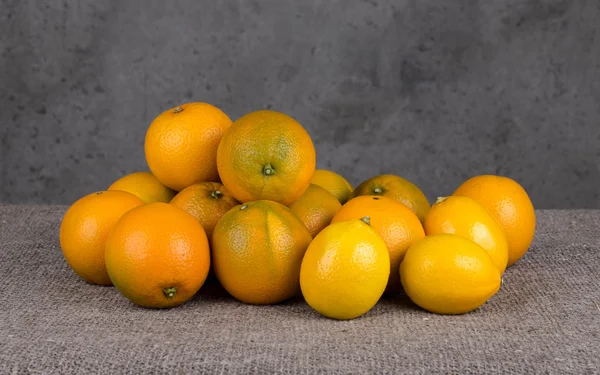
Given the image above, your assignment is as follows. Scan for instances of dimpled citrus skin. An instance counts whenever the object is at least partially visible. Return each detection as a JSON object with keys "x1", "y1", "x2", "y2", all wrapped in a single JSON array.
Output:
[
  {"x1": 310, "y1": 169, "x2": 354, "y2": 204},
  {"x1": 211, "y1": 200, "x2": 312, "y2": 305},
  {"x1": 289, "y1": 184, "x2": 342, "y2": 238},
  {"x1": 105, "y1": 203, "x2": 210, "y2": 308},
  {"x1": 59, "y1": 191, "x2": 144, "y2": 285},
  {"x1": 108, "y1": 171, "x2": 176, "y2": 203},
  {"x1": 300, "y1": 219, "x2": 390, "y2": 320},
  {"x1": 350, "y1": 174, "x2": 430, "y2": 224},
  {"x1": 216, "y1": 110, "x2": 316, "y2": 206},
  {"x1": 144, "y1": 102, "x2": 232, "y2": 191},
  {"x1": 331, "y1": 195, "x2": 424, "y2": 294},
  {"x1": 170, "y1": 182, "x2": 240, "y2": 239},
  {"x1": 424, "y1": 196, "x2": 509, "y2": 273},
  {"x1": 400, "y1": 234, "x2": 502, "y2": 315},
  {"x1": 453, "y1": 175, "x2": 536, "y2": 266}
]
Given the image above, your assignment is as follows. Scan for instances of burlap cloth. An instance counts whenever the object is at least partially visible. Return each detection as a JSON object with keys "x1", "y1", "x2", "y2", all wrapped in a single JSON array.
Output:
[{"x1": 0, "y1": 205, "x2": 598, "y2": 374}]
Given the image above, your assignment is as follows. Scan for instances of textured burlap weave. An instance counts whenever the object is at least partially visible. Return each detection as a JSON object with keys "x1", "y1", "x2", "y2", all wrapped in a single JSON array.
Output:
[{"x1": 0, "y1": 205, "x2": 598, "y2": 374}]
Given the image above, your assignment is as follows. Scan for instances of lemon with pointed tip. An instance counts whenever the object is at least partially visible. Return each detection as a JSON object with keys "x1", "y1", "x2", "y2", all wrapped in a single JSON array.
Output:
[{"x1": 400, "y1": 234, "x2": 502, "y2": 315}]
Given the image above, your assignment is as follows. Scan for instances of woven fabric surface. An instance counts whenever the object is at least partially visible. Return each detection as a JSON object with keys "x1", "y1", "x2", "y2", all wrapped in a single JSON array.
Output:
[{"x1": 0, "y1": 205, "x2": 598, "y2": 374}]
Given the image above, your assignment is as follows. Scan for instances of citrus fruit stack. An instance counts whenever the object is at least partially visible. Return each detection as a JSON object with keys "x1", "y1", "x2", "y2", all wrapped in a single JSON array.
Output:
[{"x1": 60, "y1": 102, "x2": 536, "y2": 318}]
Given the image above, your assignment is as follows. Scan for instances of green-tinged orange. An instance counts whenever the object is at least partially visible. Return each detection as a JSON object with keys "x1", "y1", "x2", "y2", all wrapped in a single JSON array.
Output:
[
  {"x1": 216, "y1": 110, "x2": 316, "y2": 205},
  {"x1": 211, "y1": 200, "x2": 312, "y2": 304}
]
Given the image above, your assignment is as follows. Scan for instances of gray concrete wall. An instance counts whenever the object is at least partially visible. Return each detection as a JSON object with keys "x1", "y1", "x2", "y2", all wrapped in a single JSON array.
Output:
[{"x1": 1, "y1": 0, "x2": 599, "y2": 208}]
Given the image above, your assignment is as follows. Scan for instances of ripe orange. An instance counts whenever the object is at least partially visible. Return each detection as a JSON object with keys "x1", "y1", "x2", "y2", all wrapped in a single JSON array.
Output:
[
  {"x1": 211, "y1": 200, "x2": 312, "y2": 304},
  {"x1": 453, "y1": 175, "x2": 536, "y2": 266},
  {"x1": 216, "y1": 110, "x2": 316, "y2": 205},
  {"x1": 144, "y1": 102, "x2": 232, "y2": 191},
  {"x1": 351, "y1": 174, "x2": 430, "y2": 223},
  {"x1": 170, "y1": 182, "x2": 240, "y2": 239},
  {"x1": 59, "y1": 191, "x2": 144, "y2": 285},
  {"x1": 331, "y1": 195, "x2": 425, "y2": 293},
  {"x1": 424, "y1": 196, "x2": 509, "y2": 272},
  {"x1": 105, "y1": 203, "x2": 211, "y2": 308},
  {"x1": 108, "y1": 171, "x2": 175, "y2": 203},
  {"x1": 310, "y1": 169, "x2": 353, "y2": 204},
  {"x1": 289, "y1": 184, "x2": 342, "y2": 238}
]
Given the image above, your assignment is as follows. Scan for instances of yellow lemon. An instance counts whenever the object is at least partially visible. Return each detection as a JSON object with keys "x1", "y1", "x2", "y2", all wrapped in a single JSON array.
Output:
[
  {"x1": 400, "y1": 234, "x2": 502, "y2": 315},
  {"x1": 300, "y1": 217, "x2": 390, "y2": 320},
  {"x1": 331, "y1": 195, "x2": 425, "y2": 294},
  {"x1": 424, "y1": 196, "x2": 509, "y2": 273}
]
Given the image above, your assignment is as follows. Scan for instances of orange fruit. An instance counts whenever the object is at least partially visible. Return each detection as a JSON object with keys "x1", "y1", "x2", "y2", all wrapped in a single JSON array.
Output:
[
  {"x1": 300, "y1": 217, "x2": 390, "y2": 320},
  {"x1": 144, "y1": 102, "x2": 232, "y2": 191},
  {"x1": 400, "y1": 234, "x2": 502, "y2": 315},
  {"x1": 351, "y1": 174, "x2": 430, "y2": 223},
  {"x1": 331, "y1": 195, "x2": 425, "y2": 293},
  {"x1": 108, "y1": 171, "x2": 176, "y2": 203},
  {"x1": 216, "y1": 110, "x2": 316, "y2": 205},
  {"x1": 424, "y1": 196, "x2": 509, "y2": 272},
  {"x1": 310, "y1": 169, "x2": 353, "y2": 204},
  {"x1": 170, "y1": 182, "x2": 240, "y2": 239},
  {"x1": 59, "y1": 191, "x2": 144, "y2": 285},
  {"x1": 289, "y1": 184, "x2": 342, "y2": 238},
  {"x1": 105, "y1": 203, "x2": 210, "y2": 308},
  {"x1": 453, "y1": 175, "x2": 536, "y2": 266},
  {"x1": 211, "y1": 200, "x2": 312, "y2": 304}
]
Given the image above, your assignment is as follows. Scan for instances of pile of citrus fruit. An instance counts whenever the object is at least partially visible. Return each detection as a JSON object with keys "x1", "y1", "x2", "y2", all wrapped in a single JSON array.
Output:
[{"x1": 60, "y1": 102, "x2": 536, "y2": 319}]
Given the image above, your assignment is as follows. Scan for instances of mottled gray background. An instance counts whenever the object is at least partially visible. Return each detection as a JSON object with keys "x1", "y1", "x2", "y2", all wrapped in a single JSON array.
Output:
[{"x1": 1, "y1": 0, "x2": 599, "y2": 207}]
